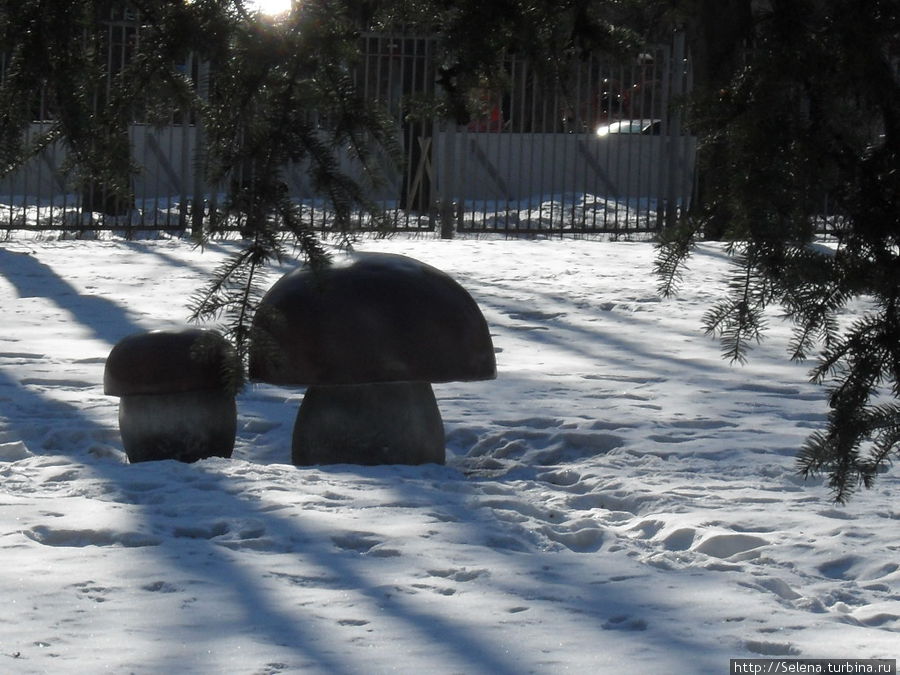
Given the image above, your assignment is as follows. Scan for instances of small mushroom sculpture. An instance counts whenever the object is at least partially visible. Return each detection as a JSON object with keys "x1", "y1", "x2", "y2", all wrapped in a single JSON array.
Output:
[
  {"x1": 249, "y1": 252, "x2": 496, "y2": 466},
  {"x1": 104, "y1": 328, "x2": 240, "y2": 463}
]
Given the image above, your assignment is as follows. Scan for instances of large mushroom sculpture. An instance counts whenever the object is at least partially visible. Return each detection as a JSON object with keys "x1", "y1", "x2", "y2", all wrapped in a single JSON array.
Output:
[{"x1": 249, "y1": 252, "x2": 496, "y2": 466}]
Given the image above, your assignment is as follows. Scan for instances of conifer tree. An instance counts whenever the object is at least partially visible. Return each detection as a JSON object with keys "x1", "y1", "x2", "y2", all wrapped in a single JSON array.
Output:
[
  {"x1": 3, "y1": 0, "x2": 631, "y2": 368},
  {"x1": 187, "y1": 0, "x2": 634, "y2": 363},
  {"x1": 656, "y1": 0, "x2": 900, "y2": 501},
  {"x1": 186, "y1": 0, "x2": 399, "y2": 362},
  {"x1": 0, "y1": 1, "x2": 138, "y2": 214}
]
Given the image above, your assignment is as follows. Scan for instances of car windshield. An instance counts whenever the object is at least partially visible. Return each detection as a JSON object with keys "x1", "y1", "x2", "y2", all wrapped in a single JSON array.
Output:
[{"x1": 596, "y1": 119, "x2": 660, "y2": 136}]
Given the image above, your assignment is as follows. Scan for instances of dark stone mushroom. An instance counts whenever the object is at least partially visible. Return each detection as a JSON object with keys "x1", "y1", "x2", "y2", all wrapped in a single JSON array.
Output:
[
  {"x1": 104, "y1": 328, "x2": 240, "y2": 463},
  {"x1": 249, "y1": 252, "x2": 496, "y2": 466}
]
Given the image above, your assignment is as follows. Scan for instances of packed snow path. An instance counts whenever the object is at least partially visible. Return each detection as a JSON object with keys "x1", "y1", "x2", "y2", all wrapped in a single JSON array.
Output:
[{"x1": 0, "y1": 237, "x2": 897, "y2": 674}]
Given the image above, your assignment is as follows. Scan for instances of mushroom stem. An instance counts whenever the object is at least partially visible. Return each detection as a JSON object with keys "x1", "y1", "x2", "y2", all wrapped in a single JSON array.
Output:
[
  {"x1": 292, "y1": 381, "x2": 445, "y2": 466},
  {"x1": 119, "y1": 390, "x2": 236, "y2": 463}
]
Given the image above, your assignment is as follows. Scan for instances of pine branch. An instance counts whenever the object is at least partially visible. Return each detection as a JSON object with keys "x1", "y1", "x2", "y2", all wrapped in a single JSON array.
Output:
[
  {"x1": 798, "y1": 401, "x2": 900, "y2": 503},
  {"x1": 653, "y1": 218, "x2": 700, "y2": 298},
  {"x1": 703, "y1": 247, "x2": 770, "y2": 364},
  {"x1": 777, "y1": 245, "x2": 847, "y2": 361}
]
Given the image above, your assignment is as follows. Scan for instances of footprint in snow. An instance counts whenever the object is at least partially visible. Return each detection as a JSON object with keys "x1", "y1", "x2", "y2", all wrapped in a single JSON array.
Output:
[
  {"x1": 412, "y1": 583, "x2": 457, "y2": 596},
  {"x1": 337, "y1": 618, "x2": 370, "y2": 627},
  {"x1": 534, "y1": 432, "x2": 625, "y2": 465},
  {"x1": 602, "y1": 615, "x2": 647, "y2": 631},
  {"x1": 426, "y1": 568, "x2": 489, "y2": 582},
  {"x1": 507, "y1": 310, "x2": 566, "y2": 321},
  {"x1": 142, "y1": 581, "x2": 180, "y2": 593},
  {"x1": 0, "y1": 440, "x2": 33, "y2": 461},
  {"x1": 541, "y1": 520, "x2": 605, "y2": 553},
  {"x1": 750, "y1": 577, "x2": 803, "y2": 602},
  {"x1": 20, "y1": 377, "x2": 95, "y2": 389},
  {"x1": 494, "y1": 417, "x2": 564, "y2": 430},
  {"x1": 744, "y1": 640, "x2": 800, "y2": 657},
  {"x1": 241, "y1": 418, "x2": 282, "y2": 434},
  {"x1": 566, "y1": 491, "x2": 651, "y2": 517},
  {"x1": 537, "y1": 468, "x2": 583, "y2": 487},
  {"x1": 0, "y1": 351, "x2": 45, "y2": 360},
  {"x1": 331, "y1": 531, "x2": 392, "y2": 555},
  {"x1": 692, "y1": 533, "x2": 769, "y2": 559},
  {"x1": 661, "y1": 528, "x2": 696, "y2": 551},
  {"x1": 852, "y1": 609, "x2": 900, "y2": 628},
  {"x1": 425, "y1": 510, "x2": 460, "y2": 523},
  {"x1": 817, "y1": 508, "x2": 857, "y2": 520},
  {"x1": 24, "y1": 525, "x2": 161, "y2": 548},
  {"x1": 172, "y1": 521, "x2": 231, "y2": 539},
  {"x1": 73, "y1": 580, "x2": 115, "y2": 602},
  {"x1": 818, "y1": 556, "x2": 898, "y2": 581},
  {"x1": 625, "y1": 518, "x2": 665, "y2": 539}
]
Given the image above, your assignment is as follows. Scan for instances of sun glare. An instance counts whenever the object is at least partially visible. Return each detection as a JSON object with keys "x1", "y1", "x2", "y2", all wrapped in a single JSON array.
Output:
[{"x1": 248, "y1": 0, "x2": 293, "y2": 16}]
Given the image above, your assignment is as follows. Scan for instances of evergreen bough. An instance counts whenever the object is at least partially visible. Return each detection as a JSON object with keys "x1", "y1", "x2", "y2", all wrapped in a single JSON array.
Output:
[
  {"x1": 186, "y1": 1, "x2": 399, "y2": 365},
  {"x1": 656, "y1": 0, "x2": 900, "y2": 502}
]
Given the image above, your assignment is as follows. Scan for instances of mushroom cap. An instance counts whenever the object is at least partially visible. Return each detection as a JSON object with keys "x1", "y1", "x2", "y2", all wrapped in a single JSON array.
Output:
[
  {"x1": 248, "y1": 252, "x2": 496, "y2": 386},
  {"x1": 104, "y1": 328, "x2": 238, "y2": 397}
]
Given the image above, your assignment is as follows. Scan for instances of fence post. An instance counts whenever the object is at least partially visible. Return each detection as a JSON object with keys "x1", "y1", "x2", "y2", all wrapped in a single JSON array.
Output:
[
  {"x1": 439, "y1": 121, "x2": 458, "y2": 238},
  {"x1": 664, "y1": 30, "x2": 686, "y2": 229},
  {"x1": 192, "y1": 57, "x2": 210, "y2": 236}
]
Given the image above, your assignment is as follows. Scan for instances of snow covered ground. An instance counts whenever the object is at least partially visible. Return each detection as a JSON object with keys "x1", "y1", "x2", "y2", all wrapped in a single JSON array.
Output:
[{"x1": 0, "y1": 235, "x2": 897, "y2": 674}]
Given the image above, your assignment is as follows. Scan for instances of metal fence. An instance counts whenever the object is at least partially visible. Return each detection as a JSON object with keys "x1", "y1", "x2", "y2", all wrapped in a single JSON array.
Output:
[
  {"x1": 1, "y1": 24, "x2": 696, "y2": 236},
  {"x1": 350, "y1": 33, "x2": 696, "y2": 235}
]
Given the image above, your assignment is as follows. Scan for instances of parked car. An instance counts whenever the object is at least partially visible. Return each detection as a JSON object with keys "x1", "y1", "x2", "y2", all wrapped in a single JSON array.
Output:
[{"x1": 596, "y1": 119, "x2": 661, "y2": 136}]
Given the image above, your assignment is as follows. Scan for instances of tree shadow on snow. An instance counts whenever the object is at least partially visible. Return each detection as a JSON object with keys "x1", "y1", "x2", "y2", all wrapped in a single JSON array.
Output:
[
  {"x1": 0, "y1": 365, "x2": 532, "y2": 673},
  {"x1": 0, "y1": 244, "x2": 726, "y2": 672},
  {"x1": 0, "y1": 247, "x2": 144, "y2": 345}
]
